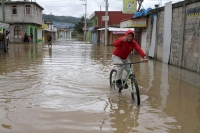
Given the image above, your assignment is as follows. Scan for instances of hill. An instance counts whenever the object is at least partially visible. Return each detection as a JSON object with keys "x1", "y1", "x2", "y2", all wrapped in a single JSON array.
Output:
[{"x1": 42, "y1": 14, "x2": 81, "y2": 24}]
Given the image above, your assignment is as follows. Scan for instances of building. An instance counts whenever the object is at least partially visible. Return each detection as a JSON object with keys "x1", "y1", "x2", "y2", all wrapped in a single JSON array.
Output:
[
  {"x1": 53, "y1": 22, "x2": 74, "y2": 40},
  {"x1": 0, "y1": 1, "x2": 44, "y2": 43},
  {"x1": 88, "y1": 11, "x2": 134, "y2": 45}
]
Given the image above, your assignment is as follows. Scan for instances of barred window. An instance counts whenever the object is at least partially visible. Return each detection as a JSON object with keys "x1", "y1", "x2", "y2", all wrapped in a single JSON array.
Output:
[{"x1": 14, "y1": 26, "x2": 21, "y2": 39}]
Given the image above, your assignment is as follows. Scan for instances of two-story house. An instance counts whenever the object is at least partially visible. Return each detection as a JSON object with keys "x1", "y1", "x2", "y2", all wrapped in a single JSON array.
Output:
[{"x1": 0, "y1": 1, "x2": 44, "y2": 43}]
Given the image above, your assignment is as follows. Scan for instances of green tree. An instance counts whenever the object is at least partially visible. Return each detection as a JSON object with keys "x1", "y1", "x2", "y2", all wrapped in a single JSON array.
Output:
[{"x1": 72, "y1": 15, "x2": 84, "y2": 37}]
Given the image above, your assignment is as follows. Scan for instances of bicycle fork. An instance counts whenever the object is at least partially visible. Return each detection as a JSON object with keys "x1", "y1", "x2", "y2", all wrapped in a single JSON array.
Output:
[{"x1": 126, "y1": 68, "x2": 135, "y2": 93}]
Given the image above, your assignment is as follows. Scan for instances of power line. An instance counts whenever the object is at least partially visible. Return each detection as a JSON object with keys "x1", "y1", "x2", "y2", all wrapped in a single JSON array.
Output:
[
  {"x1": 42, "y1": 4, "x2": 104, "y2": 7},
  {"x1": 51, "y1": 1, "x2": 79, "y2": 12}
]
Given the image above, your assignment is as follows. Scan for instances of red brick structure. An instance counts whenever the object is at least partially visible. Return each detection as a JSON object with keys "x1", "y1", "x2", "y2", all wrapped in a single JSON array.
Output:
[{"x1": 90, "y1": 11, "x2": 134, "y2": 27}]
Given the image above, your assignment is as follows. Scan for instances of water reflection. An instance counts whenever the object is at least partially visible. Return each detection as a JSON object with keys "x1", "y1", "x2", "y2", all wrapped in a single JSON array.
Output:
[
  {"x1": 108, "y1": 98, "x2": 139, "y2": 133},
  {"x1": 159, "y1": 63, "x2": 169, "y2": 110},
  {"x1": 48, "y1": 47, "x2": 52, "y2": 58},
  {"x1": 198, "y1": 93, "x2": 200, "y2": 125},
  {"x1": 107, "y1": 92, "x2": 179, "y2": 133}
]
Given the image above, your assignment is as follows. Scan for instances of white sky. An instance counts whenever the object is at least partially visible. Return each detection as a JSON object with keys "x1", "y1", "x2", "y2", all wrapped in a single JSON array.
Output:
[{"x1": 33, "y1": 0, "x2": 183, "y2": 18}]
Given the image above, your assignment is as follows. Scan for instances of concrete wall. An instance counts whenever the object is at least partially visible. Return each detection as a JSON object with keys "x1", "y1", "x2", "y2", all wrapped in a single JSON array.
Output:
[
  {"x1": 170, "y1": 7, "x2": 184, "y2": 67},
  {"x1": 26, "y1": 24, "x2": 38, "y2": 43},
  {"x1": 156, "y1": 11, "x2": 164, "y2": 61},
  {"x1": 146, "y1": 0, "x2": 200, "y2": 73},
  {"x1": 38, "y1": 29, "x2": 42, "y2": 43},
  {"x1": 8, "y1": 24, "x2": 39, "y2": 43},
  {"x1": 146, "y1": 15, "x2": 152, "y2": 55},
  {"x1": 9, "y1": 24, "x2": 26, "y2": 43},
  {"x1": 183, "y1": 2, "x2": 200, "y2": 72}
]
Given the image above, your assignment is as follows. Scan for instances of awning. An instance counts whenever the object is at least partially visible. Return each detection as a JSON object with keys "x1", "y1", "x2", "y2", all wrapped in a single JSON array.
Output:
[
  {"x1": 44, "y1": 29, "x2": 51, "y2": 32},
  {"x1": 42, "y1": 24, "x2": 48, "y2": 29},
  {"x1": 98, "y1": 27, "x2": 134, "y2": 31},
  {"x1": 113, "y1": 31, "x2": 126, "y2": 34},
  {"x1": 0, "y1": 22, "x2": 9, "y2": 29},
  {"x1": 88, "y1": 27, "x2": 94, "y2": 31},
  {"x1": 38, "y1": 24, "x2": 49, "y2": 30},
  {"x1": 44, "y1": 29, "x2": 56, "y2": 32}
]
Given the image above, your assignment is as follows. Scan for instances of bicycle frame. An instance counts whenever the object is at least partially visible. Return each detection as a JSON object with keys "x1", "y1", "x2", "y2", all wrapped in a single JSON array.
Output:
[
  {"x1": 115, "y1": 62, "x2": 140, "y2": 89},
  {"x1": 120, "y1": 66, "x2": 134, "y2": 89}
]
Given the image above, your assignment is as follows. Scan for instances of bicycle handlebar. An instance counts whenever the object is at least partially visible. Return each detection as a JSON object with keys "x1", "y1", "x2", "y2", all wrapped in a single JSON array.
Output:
[{"x1": 113, "y1": 61, "x2": 142, "y2": 66}]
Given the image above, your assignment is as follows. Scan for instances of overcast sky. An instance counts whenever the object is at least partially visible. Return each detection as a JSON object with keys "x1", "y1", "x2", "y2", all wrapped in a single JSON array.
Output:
[{"x1": 34, "y1": 0, "x2": 183, "y2": 18}]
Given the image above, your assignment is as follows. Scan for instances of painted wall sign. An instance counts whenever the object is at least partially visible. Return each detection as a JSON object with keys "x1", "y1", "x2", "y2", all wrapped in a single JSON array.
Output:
[
  {"x1": 187, "y1": 6, "x2": 200, "y2": 17},
  {"x1": 122, "y1": 0, "x2": 137, "y2": 14},
  {"x1": 120, "y1": 18, "x2": 147, "y2": 28},
  {"x1": 102, "y1": 16, "x2": 109, "y2": 21}
]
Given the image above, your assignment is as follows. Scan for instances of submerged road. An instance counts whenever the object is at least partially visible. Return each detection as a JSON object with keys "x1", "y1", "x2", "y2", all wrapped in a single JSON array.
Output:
[{"x1": 0, "y1": 39, "x2": 200, "y2": 133}]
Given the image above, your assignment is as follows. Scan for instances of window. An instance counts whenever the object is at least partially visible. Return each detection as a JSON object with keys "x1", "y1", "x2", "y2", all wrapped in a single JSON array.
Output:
[
  {"x1": 12, "y1": 6, "x2": 17, "y2": 14},
  {"x1": 14, "y1": 26, "x2": 21, "y2": 39},
  {"x1": 95, "y1": 19, "x2": 98, "y2": 26},
  {"x1": 25, "y1": 5, "x2": 31, "y2": 15}
]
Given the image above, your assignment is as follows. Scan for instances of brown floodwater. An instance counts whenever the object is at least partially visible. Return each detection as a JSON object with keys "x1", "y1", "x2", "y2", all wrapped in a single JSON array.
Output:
[{"x1": 0, "y1": 40, "x2": 200, "y2": 133}]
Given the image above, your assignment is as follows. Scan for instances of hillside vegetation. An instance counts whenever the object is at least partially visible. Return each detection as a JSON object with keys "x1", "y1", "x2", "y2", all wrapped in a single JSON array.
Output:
[{"x1": 42, "y1": 14, "x2": 81, "y2": 24}]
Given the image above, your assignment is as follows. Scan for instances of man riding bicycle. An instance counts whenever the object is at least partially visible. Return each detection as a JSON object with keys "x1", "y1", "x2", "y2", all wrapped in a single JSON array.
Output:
[{"x1": 112, "y1": 30, "x2": 148, "y2": 89}]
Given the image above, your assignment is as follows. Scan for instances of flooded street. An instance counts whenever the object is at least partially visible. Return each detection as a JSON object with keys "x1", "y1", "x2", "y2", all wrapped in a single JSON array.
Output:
[{"x1": 0, "y1": 40, "x2": 200, "y2": 133}]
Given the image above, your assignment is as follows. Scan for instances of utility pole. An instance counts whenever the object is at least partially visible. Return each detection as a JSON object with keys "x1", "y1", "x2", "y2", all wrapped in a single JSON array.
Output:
[
  {"x1": 2, "y1": 0, "x2": 7, "y2": 52},
  {"x1": 105, "y1": 0, "x2": 108, "y2": 46},
  {"x1": 2, "y1": 0, "x2": 5, "y2": 22},
  {"x1": 137, "y1": 0, "x2": 143, "y2": 11},
  {"x1": 84, "y1": 0, "x2": 87, "y2": 42},
  {"x1": 80, "y1": 0, "x2": 87, "y2": 42},
  {"x1": 50, "y1": 12, "x2": 52, "y2": 39}
]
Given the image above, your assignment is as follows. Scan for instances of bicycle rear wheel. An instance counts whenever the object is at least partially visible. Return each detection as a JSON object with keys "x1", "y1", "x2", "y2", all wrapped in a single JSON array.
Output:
[
  {"x1": 110, "y1": 69, "x2": 117, "y2": 90},
  {"x1": 129, "y1": 74, "x2": 140, "y2": 105}
]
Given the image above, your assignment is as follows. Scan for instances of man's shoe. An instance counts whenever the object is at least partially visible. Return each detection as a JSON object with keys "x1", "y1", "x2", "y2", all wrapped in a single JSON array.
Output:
[
  {"x1": 116, "y1": 79, "x2": 122, "y2": 88},
  {"x1": 124, "y1": 83, "x2": 128, "y2": 89}
]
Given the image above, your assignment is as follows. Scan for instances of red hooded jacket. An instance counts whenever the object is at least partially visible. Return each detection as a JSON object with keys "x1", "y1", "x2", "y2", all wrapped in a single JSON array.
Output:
[{"x1": 112, "y1": 30, "x2": 146, "y2": 59}]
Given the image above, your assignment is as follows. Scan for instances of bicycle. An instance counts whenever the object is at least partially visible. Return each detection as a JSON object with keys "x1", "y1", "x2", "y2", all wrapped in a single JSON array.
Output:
[{"x1": 109, "y1": 61, "x2": 142, "y2": 106}]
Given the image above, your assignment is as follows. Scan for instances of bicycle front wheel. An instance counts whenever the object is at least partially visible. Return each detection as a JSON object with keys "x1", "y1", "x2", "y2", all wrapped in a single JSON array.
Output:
[
  {"x1": 130, "y1": 74, "x2": 140, "y2": 105},
  {"x1": 110, "y1": 69, "x2": 117, "y2": 90}
]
